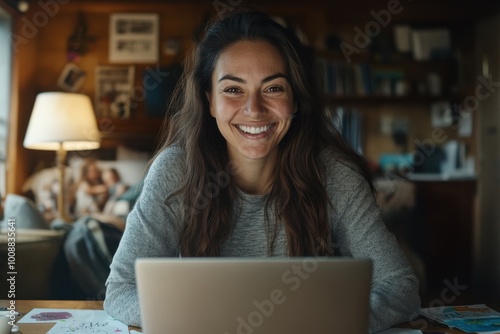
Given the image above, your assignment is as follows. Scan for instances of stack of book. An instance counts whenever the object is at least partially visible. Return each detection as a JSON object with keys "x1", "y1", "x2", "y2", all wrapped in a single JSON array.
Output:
[
  {"x1": 317, "y1": 59, "x2": 405, "y2": 97},
  {"x1": 419, "y1": 304, "x2": 500, "y2": 333}
]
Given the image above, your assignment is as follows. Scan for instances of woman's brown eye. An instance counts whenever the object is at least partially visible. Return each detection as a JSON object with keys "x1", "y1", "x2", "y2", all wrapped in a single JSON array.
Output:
[
  {"x1": 224, "y1": 87, "x2": 241, "y2": 94},
  {"x1": 268, "y1": 86, "x2": 283, "y2": 92}
]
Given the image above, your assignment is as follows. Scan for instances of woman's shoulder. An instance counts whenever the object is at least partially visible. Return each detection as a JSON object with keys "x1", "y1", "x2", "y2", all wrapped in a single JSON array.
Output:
[
  {"x1": 153, "y1": 145, "x2": 185, "y2": 165},
  {"x1": 319, "y1": 147, "x2": 374, "y2": 213},
  {"x1": 319, "y1": 147, "x2": 364, "y2": 184},
  {"x1": 146, "y1": 145, "x2": 186, "y2": 183}
]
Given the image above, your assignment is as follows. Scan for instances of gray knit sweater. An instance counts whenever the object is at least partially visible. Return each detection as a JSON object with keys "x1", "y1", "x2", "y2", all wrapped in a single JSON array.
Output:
[{"x1": 104, "y1": 146, "x2": 420, "y2": 332}]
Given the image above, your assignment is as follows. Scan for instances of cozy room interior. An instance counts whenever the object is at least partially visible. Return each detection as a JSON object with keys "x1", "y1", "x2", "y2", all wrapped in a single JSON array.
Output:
[{"x1": 0, "y1": 0, "x2": 499, "y2": 307}]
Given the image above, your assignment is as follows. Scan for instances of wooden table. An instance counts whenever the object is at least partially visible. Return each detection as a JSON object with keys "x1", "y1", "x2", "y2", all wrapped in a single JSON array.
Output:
[
  {"x1": 0, "y1": 300, "x2": 139, "y2": 333},
  {"x1": 0, "y1": 299, "x2": 469, "y2": 333}
]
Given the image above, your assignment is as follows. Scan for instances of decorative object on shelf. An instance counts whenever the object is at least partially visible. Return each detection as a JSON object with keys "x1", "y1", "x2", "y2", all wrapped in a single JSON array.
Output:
[
  {"x1": 411, "y1": 28, "x2": 451, "y2": 61},
  {"x1": 95, "y1": 65, "x2": 135, "y2": 118},
  {"x1": 67, "y1": 12, "x2": 94, "y2": 62},
  {"x1": 390, "y1": 117, "x2": 409, "y2": 153},
  {"x1": 430, "y1": 100, "x2": 453, "y2": 127},
  {"x1": 23, "y1": 92, "x2": 101, "y2": 223},
  {"x1": 427, "y1": 72, "x2": 442, "y2": 96},
  {"x1": 109, "y1": 13, "x2": 159, "y2": 63},
  {"x1": 378, "y1": 153, "x2": 414, "y2": 173},
  {"x1": 162, "y1": 38, "x2": 181, "y2": 56},
  {"x1": 57, "y1": 63, "x2": 86, "y2": 92},
  {"x1": 393, "y1": 25, "x2": 411, "y2": 54},
  {"x1": 394, "y1": 80, "x2": 410, "y2": 96},
  {"x1": 373, "y1": 69, "x2": 404, "y2": 96}
]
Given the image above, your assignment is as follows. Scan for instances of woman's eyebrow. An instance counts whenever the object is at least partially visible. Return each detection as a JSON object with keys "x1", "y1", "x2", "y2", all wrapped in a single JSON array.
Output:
[
  {"x1": 218, "y1": 73, "x2": 288, "y2": 84},
  {"x1": 218, "y1": 74, "x2": 244, "y2": 83},
  {"x1": 262, "y1": 73, "x2": 288, "y2": 83}
]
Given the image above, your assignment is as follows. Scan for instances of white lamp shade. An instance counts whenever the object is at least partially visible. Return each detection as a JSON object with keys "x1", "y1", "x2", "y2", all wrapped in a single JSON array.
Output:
[{"x1": 23, "y1": 92, "x2": 101, "y2": 151}]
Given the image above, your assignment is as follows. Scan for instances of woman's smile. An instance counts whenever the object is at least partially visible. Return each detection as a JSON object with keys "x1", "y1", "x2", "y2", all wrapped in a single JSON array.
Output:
[{"x1": 234, "y1": 123, "x2": 276, "y2": 137}]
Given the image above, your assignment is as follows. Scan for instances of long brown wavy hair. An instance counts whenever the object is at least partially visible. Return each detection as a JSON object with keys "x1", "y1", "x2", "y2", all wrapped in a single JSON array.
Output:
[{"x1": 157, "y1": 9, "x2": 373, "y2": 257}]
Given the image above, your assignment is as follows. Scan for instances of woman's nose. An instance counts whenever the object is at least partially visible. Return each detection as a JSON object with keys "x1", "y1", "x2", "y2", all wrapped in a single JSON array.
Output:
[{"x1": 243, "y1": 94, "x2": 266, "y2": 118}]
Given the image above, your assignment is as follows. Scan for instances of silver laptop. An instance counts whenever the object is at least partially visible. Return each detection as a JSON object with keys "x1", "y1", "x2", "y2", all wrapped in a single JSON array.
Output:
[{"x1": 136, "y1": 258, "x2": 372, "y2": 334}]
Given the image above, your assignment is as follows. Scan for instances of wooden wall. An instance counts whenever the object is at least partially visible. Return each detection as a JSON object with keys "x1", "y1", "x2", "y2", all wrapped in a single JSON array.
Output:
[
  {"x1": 7, "y1": 1, "x2": 214, "y2": 194},
  {"x1": 6, "y1": 1, "x2": 330, "y2": 194},
  {"x1": 5, "y1": 0, "x2": 481, "y2": 194},
  {"x1": 7, "y1": 6, "x2": 39, "y2": 197}
]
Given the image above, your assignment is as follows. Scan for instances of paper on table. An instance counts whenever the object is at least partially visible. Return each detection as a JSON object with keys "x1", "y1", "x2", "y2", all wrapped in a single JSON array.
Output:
[
  {"x1": 376, "y1": 328, "x2": 423, "y2": 334},
  {"x1": 17, "y1": 308, "x2": 112, "y2": 324},
  {"x1": 46, "y1": 319, "x2": 129, "y2": 334}
]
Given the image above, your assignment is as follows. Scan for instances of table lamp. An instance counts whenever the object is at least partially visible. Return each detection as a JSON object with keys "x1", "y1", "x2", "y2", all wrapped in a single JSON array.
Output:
[{"x1": 23, "y1": 92, "x2": 100, "y2": 222}]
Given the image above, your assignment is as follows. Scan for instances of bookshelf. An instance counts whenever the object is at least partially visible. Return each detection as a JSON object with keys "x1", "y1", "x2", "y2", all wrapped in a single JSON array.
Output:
[
  {"x1": 317, "y1": 54, "x2": 462, "y2": 105},
  {"x1": 318, "y1": 18, "x2": 480, "y2": 302},
  {"x1": 314, "y1": 16, "x2": 477, "y2": 165},
  {"x1": 327, "y1": 95, "x2": 462, "y2": 106}
]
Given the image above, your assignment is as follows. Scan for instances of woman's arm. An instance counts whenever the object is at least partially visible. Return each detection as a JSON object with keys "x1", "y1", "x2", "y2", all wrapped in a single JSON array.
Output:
[
  {"x1": 86, "y1": 183, "x2": 108, "y2": 196},
  {"x1": 329, "y1": 161, "x2": 420, "y2": 333},
  {"x1": 104, "y1": 147, "x2": 185, "y2": 326}
]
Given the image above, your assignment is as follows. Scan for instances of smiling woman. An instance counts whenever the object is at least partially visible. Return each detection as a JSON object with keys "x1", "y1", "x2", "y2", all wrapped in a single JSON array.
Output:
[
  {"x1": 207, "y1": 40, "x2": 294, "y2": 191},
  {"x1": 104, "y1": 9, "x2": 421, "y2": 333}
]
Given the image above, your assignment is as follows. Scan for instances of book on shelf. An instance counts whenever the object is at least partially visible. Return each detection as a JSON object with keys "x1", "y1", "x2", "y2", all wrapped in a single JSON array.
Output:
[
  {"x1": 318, "y1": 58, "x2": 407, "y2": 97},
  {"x1": 419, "y1": 304, "x2": 500, "y2": 333},
  {"x1": 333, "y1": 106, "x2": 363, "y2": 155}
]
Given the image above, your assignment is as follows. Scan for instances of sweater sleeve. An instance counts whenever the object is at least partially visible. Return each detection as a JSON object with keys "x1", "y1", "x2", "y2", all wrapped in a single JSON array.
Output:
[
  {"x1": 328, "y1": 159, "x2": 421, "y2": 333},
  {"x1": 104, "y1": 147, "x2": 185, "y2": 326}
]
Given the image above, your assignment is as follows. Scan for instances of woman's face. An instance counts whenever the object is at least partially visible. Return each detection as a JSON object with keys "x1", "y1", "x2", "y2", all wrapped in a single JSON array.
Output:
[
  {"x1": 86, "y1": 164, "x2": 101, "y2": 183},
  {"x1": 207, "y1": 40, "x2": 294, "y2": 162}
]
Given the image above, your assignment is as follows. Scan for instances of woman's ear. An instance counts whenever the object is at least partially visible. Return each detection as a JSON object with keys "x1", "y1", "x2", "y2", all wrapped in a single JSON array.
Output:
[{"x1": 206, "y1": 91, "x2": 215, "y2": 117}]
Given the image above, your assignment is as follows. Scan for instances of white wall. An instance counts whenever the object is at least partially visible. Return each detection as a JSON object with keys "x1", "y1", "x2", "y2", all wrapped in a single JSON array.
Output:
[{"x1": 475, "y1": 16, "x2": 500, "y2": 298}]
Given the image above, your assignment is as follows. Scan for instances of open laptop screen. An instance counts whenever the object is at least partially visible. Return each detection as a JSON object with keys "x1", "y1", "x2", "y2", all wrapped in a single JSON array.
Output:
[{"x1": 136, "y1": 257, "x2": 372, "y2": 334}]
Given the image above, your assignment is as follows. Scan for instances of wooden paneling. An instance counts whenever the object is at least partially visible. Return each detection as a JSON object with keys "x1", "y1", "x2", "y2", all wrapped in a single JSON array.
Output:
[
  {"x1": 6, "y1": 0, "x2": 481, "y2": 196},
  {"x1": 475, "y1": 15, "x2": 500, "y2": 301},
  {"x1": 414, "y1": 180, "x2": 477, "y2": 302},
  {"x1": 7, "y1": 4, "x2": 39, "y2": 195},
  {"x1": 7, "y1": 1, "x2": 218, "y2": 193}
]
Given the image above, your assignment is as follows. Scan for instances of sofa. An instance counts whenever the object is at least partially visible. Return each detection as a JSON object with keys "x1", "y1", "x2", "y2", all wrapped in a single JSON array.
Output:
[{"x1": 0, "y1": 146, "x2": 150, "y2": 300}]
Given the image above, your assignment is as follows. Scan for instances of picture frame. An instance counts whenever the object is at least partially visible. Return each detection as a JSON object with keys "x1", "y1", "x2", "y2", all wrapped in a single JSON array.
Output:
[
  {"x1": 95, "y1": 65, "x2": 135, "y2": 119},
  {"x1": 57, "y1": 63, "x2": 86, "y2": 92},
  {"x1": 109, "y1": 13, "x2": 159, "y2": 63}
]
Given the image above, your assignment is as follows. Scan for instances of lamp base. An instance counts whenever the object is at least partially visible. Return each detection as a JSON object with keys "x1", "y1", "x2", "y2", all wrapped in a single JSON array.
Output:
[{"x1": 56, "y1": 145, "x2": 72, "y2": 223}]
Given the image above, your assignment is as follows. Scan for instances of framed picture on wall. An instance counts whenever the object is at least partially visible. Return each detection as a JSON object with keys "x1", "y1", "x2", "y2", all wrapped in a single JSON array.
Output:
[
  {"x1": 95, "y1": 65, "x2": 135, "y2": 119},
  {"x1": 57, "y1": 63, "x2": 86, "y2": 92},
  {"x1": 109, "y1": 13, "x2": 159, "y2": 63}
]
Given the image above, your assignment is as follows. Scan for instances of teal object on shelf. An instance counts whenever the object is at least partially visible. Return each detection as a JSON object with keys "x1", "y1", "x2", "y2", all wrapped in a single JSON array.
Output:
[{"x1": 379, "y1": 153, "x2": 414, "y2": 172}]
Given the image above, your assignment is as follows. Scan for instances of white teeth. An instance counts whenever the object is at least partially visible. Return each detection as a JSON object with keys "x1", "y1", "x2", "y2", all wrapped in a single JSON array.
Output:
[{"x1": 237, "y1": 124, "x2": 272, "y2": 134}]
